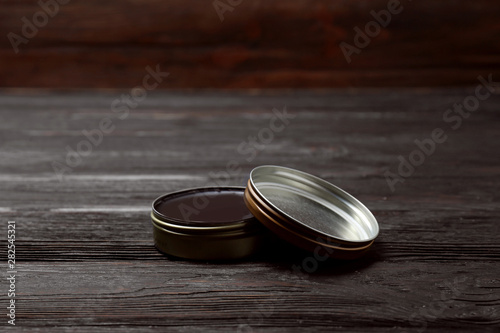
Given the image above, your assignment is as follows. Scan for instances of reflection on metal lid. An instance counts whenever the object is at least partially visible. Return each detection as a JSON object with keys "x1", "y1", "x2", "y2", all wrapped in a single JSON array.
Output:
[{"x1": 244, "y1": 165, "x2": 379, "y2": 259}]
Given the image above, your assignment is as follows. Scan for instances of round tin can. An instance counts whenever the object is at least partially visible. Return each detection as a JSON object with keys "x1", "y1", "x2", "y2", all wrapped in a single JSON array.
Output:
[
  {"x1": 244, "y1": 165, "x2": 379, "y2": 259},
  {"x1": 151, "y1": 187, "x2": 268, "y2": 260}
]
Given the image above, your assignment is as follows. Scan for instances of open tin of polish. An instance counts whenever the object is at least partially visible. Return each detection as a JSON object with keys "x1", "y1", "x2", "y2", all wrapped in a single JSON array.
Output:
[
  {"x1": 151, "y1": 187, "x2": 269, "y2": 260},
  {"x1": 151, "y1": 166, "x2": 379, "y2": 260}
]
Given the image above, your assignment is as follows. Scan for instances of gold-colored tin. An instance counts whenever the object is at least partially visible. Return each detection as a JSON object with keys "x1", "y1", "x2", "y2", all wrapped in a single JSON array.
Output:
[{"x1": 151, "y1": 187, "x2": 268, "y2": 260}]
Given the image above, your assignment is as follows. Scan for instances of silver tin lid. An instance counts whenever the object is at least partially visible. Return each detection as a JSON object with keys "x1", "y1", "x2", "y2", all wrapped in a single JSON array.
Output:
[{"x1": 244, "y1": 165, "x2": 379, "y2": 258}]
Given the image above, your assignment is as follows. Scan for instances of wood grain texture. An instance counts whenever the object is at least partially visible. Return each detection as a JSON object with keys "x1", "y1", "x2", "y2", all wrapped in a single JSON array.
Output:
[
  {"x1": 0, "y1": 89, "x2": 499, "y2": 331},
  {"x1": 0, "y1": 1, "x2": 499, "y2": 88}
]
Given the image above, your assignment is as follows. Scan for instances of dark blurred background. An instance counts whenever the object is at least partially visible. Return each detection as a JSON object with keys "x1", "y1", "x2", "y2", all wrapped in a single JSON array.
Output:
[{"x1": 1, "y1": 0, "x2": 499, "y2": 89}]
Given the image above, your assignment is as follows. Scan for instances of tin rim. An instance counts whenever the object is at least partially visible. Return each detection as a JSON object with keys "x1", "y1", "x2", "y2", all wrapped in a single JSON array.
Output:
[{"x1": 151, "y1": 211, "x2": 263, "y2": 236}]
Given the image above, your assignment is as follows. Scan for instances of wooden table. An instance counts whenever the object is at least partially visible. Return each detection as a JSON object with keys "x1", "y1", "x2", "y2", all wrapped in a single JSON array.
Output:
[{"x1": 0, "y1": 89, "x2": 498, "y2": 331}]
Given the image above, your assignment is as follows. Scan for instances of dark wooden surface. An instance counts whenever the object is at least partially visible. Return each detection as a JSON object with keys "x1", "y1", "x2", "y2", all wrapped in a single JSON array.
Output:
[
  {"x1": 1, "y1": 0, "x2": 500, "y2": 88},
  {"x1": 0, "y1": 89, "x2": 499, "y2": 331}
]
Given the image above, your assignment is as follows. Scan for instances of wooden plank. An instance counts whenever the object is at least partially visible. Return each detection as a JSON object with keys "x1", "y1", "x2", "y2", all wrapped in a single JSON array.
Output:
[
  {"x1": 0, "y1": 89, "x2": 498, "y2": 331},
  {"x1": 0, "y1": 1, "x2": 499, "y2": 88},
  {"x1": 5, "y1": 261, "x2": 500, "y2": 330}
]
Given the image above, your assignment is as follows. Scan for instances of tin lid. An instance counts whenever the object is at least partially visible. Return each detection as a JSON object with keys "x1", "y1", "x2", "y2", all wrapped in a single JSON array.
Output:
[{"x1": 244, "y1": 166, "x2": 379, "y2": 258}]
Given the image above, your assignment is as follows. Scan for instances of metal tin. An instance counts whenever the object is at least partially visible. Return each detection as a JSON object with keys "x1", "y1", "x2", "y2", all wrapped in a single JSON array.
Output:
[
  {"x1": 151, "y1": 187, "x2": 268, "y2": 260},
  {"x1": 244, "y1": 166, "x2": 379, "y2": 259}
]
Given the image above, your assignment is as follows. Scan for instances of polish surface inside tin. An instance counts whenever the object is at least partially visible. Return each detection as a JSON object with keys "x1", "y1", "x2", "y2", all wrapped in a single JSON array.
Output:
[{"x1": 154, "y1": 188, "x2": 253, "y2": 225}]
